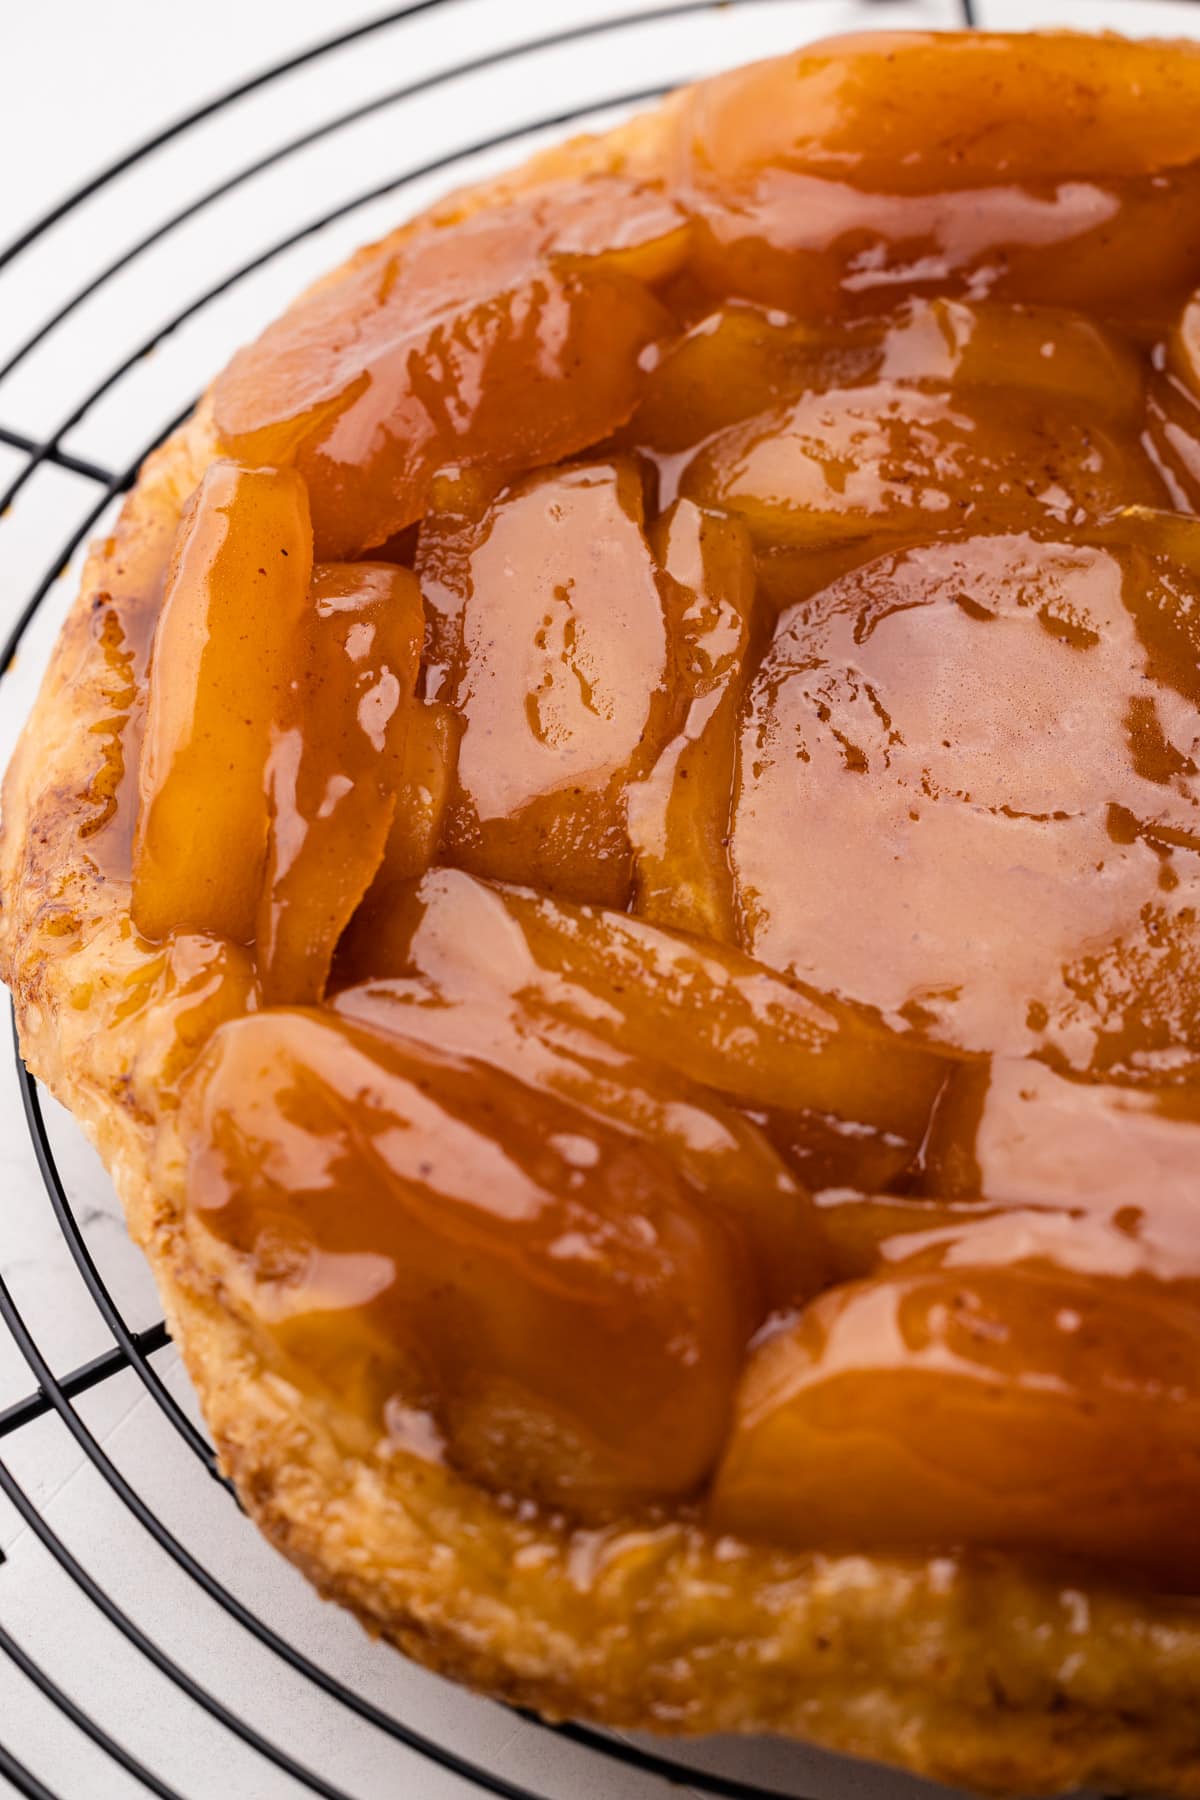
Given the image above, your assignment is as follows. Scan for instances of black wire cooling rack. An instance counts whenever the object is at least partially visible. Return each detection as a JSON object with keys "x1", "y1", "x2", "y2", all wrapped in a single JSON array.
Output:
[{"x1": 0, "y1": 0, "x2": 1184, "y2": 1792}]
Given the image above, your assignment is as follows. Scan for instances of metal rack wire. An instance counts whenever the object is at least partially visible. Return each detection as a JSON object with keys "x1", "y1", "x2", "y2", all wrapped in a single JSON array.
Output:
[{"x1": 0, "y1": 0, "x2": 1172, "y2": 1792}]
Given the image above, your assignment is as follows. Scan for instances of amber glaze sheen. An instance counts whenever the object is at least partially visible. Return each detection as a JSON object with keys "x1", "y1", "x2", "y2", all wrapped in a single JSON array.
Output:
[{"x1": 115, "y1": 31, "x2": 1200, "y2": 1586}]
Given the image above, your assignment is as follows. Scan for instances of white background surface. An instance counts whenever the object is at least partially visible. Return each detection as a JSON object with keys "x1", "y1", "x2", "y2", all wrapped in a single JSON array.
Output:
[{"x1": 2, "y1": 2, "x2": 1200, "y2": 1796}]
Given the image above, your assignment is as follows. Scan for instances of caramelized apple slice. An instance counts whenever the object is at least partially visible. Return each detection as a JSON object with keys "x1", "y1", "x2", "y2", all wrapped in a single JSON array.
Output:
[
  {"x1": 925, "y1": 1056, "x2": 1200, "y2": 1216},
  {"x1": 298, "y1": 272, "x2": 670, "y2": 558},
  {"x1": 678, "y1": 33, "x2": 1200, "y2": 313},
  {"x1": 732, "y1": 532, "x2": 1200, "y2": 1056},
  {"x1": 214, "y1": 178, "x2": 682, "y2": 449},
  {"x1": 42, "y1": 416, "x2": 221, "y2": 879},
  {"x1": 346, "y1": 710, "x2": 461, "y2": 950},
  {"x1": 682, "y1": 382, "x2": 1158, "y2": 548},
  {"x1": 628, "y1": 308, "x2": 875, "y2": 454},
  {"x1": 256, "y1": 563, "x2": 423, "y2": 1004},
  {"x1": 685, "y1": 34, "x2": 1200, "y2": 198},
  {"x1": 811, "y1": 1186, "x2": 1200, "y2": 1291},
  {"x1": 213, "y1": 197, "x2": 674, "y2": 556},
  {"x1": 630, "y1": 299, "x2": 1143, "y2": 456},
  {"x1": 628, "y1": 501, "x2": 754, "y2": 941},
  {"x1": 413, "y1": 466, "x2": 504, "y2": 701},
  {"x1": 376, "y1": 699, "x2": 460, "y2": 887},
  {"x1": 132, "y1": 461, "x2": 313, "y2": 944},
  {"x1": 333, "y1": 977, "x2": 829, "y2": 1313},
  {"x1": 336, "y1": 867, "x2": 952, "y2": 1158},
  {"x1": 807, "y1": 1193, "x2": 1005, "y2": 1283},
  {"x1": 420, "y1": 170, "x2": 689, "y2": 287},
  {"x1": 1000, "y1": 172, "x2": 1200, "y2": 317},
  {"x1": 711, "y1": 1267, "x2": 1200, "y2": 1587},
  {"x1": 441, "y1": 461, "x2": 671, "y2": 905},
  {"x1": 881, "y1": 299, "x2": 1145, "y2": 419},
  {"x1": 183, "y1": 1008, "x2": 751, "y2": 1513}
]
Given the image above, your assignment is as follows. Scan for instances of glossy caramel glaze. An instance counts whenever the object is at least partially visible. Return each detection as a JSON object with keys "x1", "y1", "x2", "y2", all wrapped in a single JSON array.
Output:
[{"x1": 32, "y1": 29, "x2": 1200, "y2": 1597}]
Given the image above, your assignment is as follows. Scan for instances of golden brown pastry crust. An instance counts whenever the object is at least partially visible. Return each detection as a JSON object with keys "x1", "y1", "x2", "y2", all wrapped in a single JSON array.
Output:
[{"x1": 4, "y1": 81, "x2": 1200, "y2": 1800}]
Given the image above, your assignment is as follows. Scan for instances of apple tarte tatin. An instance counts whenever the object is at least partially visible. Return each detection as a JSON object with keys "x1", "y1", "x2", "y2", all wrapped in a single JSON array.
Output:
[{"x1": 7, "y1": 29, "x2": 1200, "y2": 1796}]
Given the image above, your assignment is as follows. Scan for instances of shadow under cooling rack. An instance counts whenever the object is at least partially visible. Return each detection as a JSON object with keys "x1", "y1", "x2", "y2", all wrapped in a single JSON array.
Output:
[{"x1": 0, "y1": 0, "x2": 1171, "y2": 1793}]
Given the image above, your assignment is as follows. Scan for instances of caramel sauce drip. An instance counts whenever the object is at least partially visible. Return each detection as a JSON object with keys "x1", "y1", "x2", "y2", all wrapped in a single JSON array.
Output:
[{"x1": 105, "y1": 30, "x2": 1200, "y2": 1581}]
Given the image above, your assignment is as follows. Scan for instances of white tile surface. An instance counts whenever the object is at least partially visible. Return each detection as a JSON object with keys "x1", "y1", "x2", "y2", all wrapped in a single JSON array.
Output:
[{"x1": 1, "y1": 1, "x2": 1192, "y2": 1796}]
